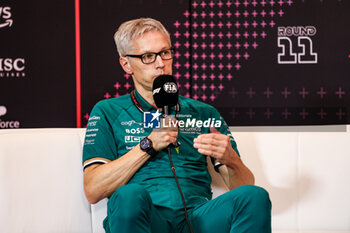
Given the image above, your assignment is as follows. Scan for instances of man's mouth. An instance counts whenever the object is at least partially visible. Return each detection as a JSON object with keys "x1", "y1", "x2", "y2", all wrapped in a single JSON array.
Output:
[{"x1": 155, "y1": 72, "x2": 172, "y2": 78}]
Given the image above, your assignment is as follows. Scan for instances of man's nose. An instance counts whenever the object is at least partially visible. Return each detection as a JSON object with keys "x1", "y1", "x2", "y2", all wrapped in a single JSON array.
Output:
[{"x1": 154, "y1": 54, "x2": 165, "y2": 68}]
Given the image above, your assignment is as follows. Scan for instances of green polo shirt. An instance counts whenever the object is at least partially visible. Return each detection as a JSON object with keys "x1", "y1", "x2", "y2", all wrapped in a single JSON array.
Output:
[{"x1": 83, "y1": 89, "x2": 239, "y2": 209}]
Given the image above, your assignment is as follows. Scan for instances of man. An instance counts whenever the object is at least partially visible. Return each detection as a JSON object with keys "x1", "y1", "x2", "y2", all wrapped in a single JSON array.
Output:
[{"x1": 83, "y1": 18, "x2": 271, "y2": 233}]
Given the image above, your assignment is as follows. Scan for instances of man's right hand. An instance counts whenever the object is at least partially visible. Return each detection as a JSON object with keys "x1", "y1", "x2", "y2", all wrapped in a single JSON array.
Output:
[
  {"x1": 84, "y1": 119, "x2": 178, "y2": 204},
  {"x1": 148, "y1": 116, "x2": 178, "y2": 151}
]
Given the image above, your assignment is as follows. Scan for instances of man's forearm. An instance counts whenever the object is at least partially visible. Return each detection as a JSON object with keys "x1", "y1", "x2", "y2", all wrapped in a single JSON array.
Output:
[
  {"x1": 84, "y1": 146, "x2": 150, "y2": 204},
  {"x1": 219, "y1": 157, "x2": 255, "y2": 190}
]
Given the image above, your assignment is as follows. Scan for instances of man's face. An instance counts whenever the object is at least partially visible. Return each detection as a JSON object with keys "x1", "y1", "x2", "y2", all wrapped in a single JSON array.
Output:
[{"x1": 121, "y1": 30, "x2": 173, "y2": 93}]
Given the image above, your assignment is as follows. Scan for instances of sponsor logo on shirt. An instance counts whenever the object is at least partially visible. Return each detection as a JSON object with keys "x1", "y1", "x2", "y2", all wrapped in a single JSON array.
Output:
[
  {"x1": 88, "y1": 115, "x2": 100, "y2": 121},
  {"x1": 86, "y1": 128, "x2": 99, "y2": 133},
  {"x1": 85, "y1": 115, "x2": 101, "y2": 144},
  {"x1": 88, "y1": 121, "x2": 97, "y2": 127},
  {"x1": 125, "y1": 136, "x2": 142, "y2": 143},
  {"x1": 121, "y1": 120, "x2": 142, "y2": 126},
  {"x1": 125, "y1": 128, "x2": 145, "y2": 134}
]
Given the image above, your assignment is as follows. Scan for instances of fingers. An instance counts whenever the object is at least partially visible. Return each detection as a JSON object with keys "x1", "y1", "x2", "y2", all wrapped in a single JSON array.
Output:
[
  {"x1": 194, "y1": 132, "x2": 229, "y2": 144},
  {"x1": 149, "y1": 130, "x2": 178, "y2": 151},
  {"x1": 163, "y1": 132, "x2": 178, "y2": 143},
  {"x1": 193, "y1": 138, "x2": 225, "y2": 158},
  {"x1": 193, "y1": 131, "x2": 230, "y2": 159},
  {"x1": 210, "y1": 126, "x2": 220, "y2": 134},
  {"x1": 193, "y1": 143, "x2": 225, "y2": 157},
  {"x1": 196, "y1": 148, "x2": 223, "y2": 158}
]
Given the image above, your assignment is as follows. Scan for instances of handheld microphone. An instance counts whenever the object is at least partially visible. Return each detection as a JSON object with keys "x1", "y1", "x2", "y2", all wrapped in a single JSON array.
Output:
[
  {"x1": 152, "y1": 75, "x2": 178, "y2": 115},
  {"x1": 152, "y1": 75, "x2": 193, "y2": 233},
  {"x1": 152, "y1": 75, "x2": 181, "y2": 148}
]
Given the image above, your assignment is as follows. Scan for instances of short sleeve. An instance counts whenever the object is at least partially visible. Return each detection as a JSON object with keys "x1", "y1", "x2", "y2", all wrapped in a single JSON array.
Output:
[{"x1": 82, "y1": 102, "x2": 118, "y2": 165}]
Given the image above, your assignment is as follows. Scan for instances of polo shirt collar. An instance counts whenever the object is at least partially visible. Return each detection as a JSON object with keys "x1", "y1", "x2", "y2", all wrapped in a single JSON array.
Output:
[{"x1": 133, "y1": 88, "x2": 156, "y2": 112}]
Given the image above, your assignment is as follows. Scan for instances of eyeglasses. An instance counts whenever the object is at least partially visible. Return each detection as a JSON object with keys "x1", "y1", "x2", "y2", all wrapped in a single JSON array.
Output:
[{"x1": 125, "y1": 48, "x2": 174, "y2": 64}]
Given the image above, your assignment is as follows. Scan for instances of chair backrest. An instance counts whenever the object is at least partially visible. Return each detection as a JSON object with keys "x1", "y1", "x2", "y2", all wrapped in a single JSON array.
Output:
[
  {"x1": 0, "y1": 129, "x2": 92, "y2": 233},
  {"x1": 2, "y1": 127, "x2": 350, "y2": 233}
]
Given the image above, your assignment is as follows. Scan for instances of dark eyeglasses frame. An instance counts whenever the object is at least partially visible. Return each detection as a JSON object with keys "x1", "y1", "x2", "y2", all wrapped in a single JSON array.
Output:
[{"x1": 125, "y1": 48, "x2": 175, "y2": 64}]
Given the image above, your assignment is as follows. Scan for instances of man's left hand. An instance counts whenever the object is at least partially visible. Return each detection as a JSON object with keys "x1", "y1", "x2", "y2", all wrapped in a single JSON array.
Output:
[{"x1": 193, "y1": 127, "x2": 238, "y2": 166}]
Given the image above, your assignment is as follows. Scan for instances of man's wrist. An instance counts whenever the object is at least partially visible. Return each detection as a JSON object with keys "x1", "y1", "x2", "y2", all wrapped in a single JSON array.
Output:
[{"x1": 140, "y1": 136, "x2": 158, "y2": 157}]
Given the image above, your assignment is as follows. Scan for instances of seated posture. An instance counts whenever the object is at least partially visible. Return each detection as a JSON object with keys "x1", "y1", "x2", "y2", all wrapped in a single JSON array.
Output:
[{"x1": 83, "y1": 18, "x2": 271, "y2": 233}]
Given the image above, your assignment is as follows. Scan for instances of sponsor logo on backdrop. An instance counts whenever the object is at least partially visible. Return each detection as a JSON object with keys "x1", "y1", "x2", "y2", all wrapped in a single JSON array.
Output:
[
  {"x1": 0, "y1": 58, "x2": 26, "y2": 78},
  {"x1": 277, "y1": 26, "x2": 318, "y2": 64},
  {"x1": 0, "y1": 106, "x2": 6, "y2": 117},
  {"x1": 0, "y1": 106, "x2": 20, "y2": 129},
  {"x1": 0, "y1": 6, "x2": 12, "y2": 28}
]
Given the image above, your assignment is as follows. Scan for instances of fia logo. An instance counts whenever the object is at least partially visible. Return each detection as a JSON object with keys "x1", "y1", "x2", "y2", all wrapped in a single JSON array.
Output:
[
  {"x1": 163, "y1": 82, "x2": 177, "y2": 93},
  {"x1": 143, "y1": 110, "x2": 161, "y2": 129},
  {"x1": 277, "y1": 26, "x2": 318, "y2": 64},
  {"x1": 0, "y1": 7, "x2": 13, "y2": 28}
]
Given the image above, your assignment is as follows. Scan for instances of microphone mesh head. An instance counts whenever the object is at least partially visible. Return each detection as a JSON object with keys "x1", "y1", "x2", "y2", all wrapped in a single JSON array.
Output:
[{"x1": 152, "y1": 75, "x2": 179, "y2": 108}]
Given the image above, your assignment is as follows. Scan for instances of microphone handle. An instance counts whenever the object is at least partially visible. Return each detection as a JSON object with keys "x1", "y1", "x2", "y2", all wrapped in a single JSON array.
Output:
[
  {"x1": 163, "y1": 106, "x2": 181, "y2": 148},
  {"x1": 163, "y1": 106, "x2": 170, "y2": 117}
]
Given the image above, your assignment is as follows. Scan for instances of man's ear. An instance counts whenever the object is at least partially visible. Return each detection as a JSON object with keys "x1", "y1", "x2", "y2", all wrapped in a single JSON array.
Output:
[{"x1": 119, "y1": 57, "x2": 133, "y2": 75}]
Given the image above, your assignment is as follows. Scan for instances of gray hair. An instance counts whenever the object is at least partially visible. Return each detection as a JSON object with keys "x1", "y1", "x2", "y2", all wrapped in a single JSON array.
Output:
[{"x1": 114, "y1": 18, "x2": 171, "y2": 57}]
